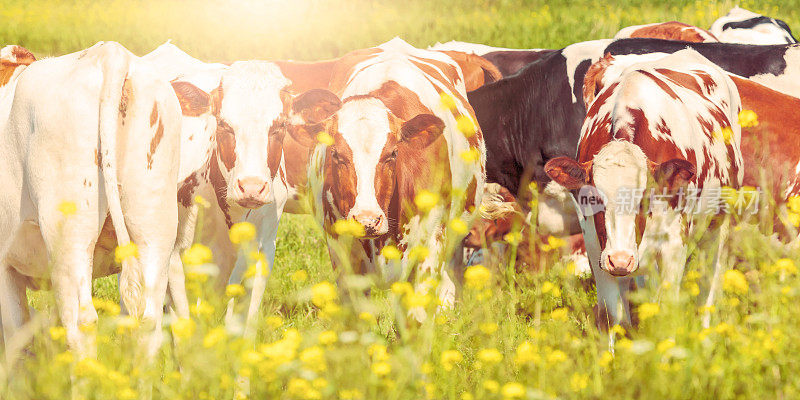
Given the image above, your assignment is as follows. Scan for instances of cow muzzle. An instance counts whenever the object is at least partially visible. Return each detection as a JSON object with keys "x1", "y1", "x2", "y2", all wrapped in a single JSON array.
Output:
[
  {"x1": 603, "y1": 250, "x2": 637, "y2": 277},
  {"x1": 352, "y1": 211, "x2": 388, "y2": 238},
  {"x1": 234, "y1": 176, "x2": 271, "y2": 208}
]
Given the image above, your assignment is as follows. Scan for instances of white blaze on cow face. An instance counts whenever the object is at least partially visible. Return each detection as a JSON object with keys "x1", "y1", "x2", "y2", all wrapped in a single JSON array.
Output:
[
  {"x1": 218, "y1": 61, "x2": 291, "y2": 208},
  {"x1": 337, "y1": 98, "x2": 393, "y2": 237},
  {"x1": 591, "y1": 141, "x2": 649, "y2": 276}
]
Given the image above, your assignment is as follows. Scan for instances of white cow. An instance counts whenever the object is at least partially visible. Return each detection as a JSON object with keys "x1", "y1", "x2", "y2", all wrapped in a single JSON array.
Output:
[
  {"x1": 710, "y1": 7, "x2": 797, "y2": 45},
  {"x1": 0, "y1": 41, "x2": 182, "y2": 359},
  {"x1": 143, "y1": 42, "x2": 292, "y2": 338}
]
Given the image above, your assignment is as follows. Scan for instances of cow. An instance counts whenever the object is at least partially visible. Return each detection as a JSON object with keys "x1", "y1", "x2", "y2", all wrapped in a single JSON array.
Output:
[
  {"x1": 286, "y1": 38, "x2": 485, "y2": 316},
  {"x1": 710, "y1": 7, "x2": 797, "y2": 45},
  {"x1": 545, "y1": 49, "x2": 743, "y2": 333},
  {"x1": 429, "y1": 41, "x2": 556, "y2": 77},
  {"x1": 614, "y1": 21, "x2": 718, "y2": 42},
  {"x1": 142, "y1": 42, "x2": 294, "y2": 338},
  {"x1": 0, "y1": 42, "x2": 182, "y2": 359},
  {"x1": 274, "y1": 44, "x2": 501, "y2": 217}
]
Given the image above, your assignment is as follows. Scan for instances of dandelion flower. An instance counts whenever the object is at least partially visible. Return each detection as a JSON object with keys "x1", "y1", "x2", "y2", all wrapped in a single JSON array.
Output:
[
  {"x1": 440, "y1": 92, "x2": 457, "y2": 111},
  {"x1": 440, "y1": 349, "x2": 463, "y2": 371},
  {"x1": 58, "y1": 201, "x2": 77, "y2": 216},
  {"x1": 501, "y1": 382, "x2": 525, "y2": 398},
  {"x1": 229, "y1": 221, "x2": 257, "y2": 244},
  {"x1": 317, "y1": 131, "x2": 334, "y2": 145},
  {"x1": 408, "y1": 245, "x2": 430, "y2": 262},
  {"x1": 371, "y1": 361, "x2": 391, "y2": 376},
  {"x1": 333, "y1": 219, "x2": 366, "y2": 237},
  {"x1": 456, "y1": 115, "x2": 477, "y2": 137},
  {"x1": 477, "y1": 348, "x2": 503, "y2": 364},
  {"x1": 459, "y1": 147, "x2": 480, "y2": 163},
  {"x1": 569, "y1": 373, "x2": 589, "y2": 391},
  {"x1": 738, "y1": 109, "x2": 758, "y2": 128},
  {"x1": 450, "y1": 218, "x2": 468, "y2": 235},
  {"x1": 225, "y1": 284, "x2": 246, "y2": 298},
  {"x1": 390, "y1": 281, "x2": 413, "y2": 296},
  {"x1": 381, "y1": 245, "x2": 402, "y2": 260},
  {"x1": 203, "y1": 327, "x2": 227, "y2": 348},
  {"x1": 479, "y1": 322, "x2": 498, "y2": 335},
  {"x1": 114, "y1": 242, "x2": 138, "y2": 263},
  {"x1": 483, "y1": 380, "x2": 500, "y2": 393},
  {"x1": 319, "y1": 330, "x2": 337, "y2": 345},
  {"x1": 49, "y1": 326, "x2": 66, "y2": 342},
  {"x1": 549, "y1": 307, "x2": 568, "y2": 321},
  {"x1": 723, "y1": 269, "x2": 748, "y2": 294},
  {"x1": 194, "y1": 195, "x2": 211, "y2": 208},
  {"x1": 464, "y1": 264, "x2": 491, "y2": 289},
  {"x1": 291, "y1": 269, "x2": 309, "y2": 283},
  {"x1": 638, "y1": 302, "x2": 660, "y2": 321},
  {"x1": 171, "y1": 318, "x2": 195, "y2": 339},
  {"x1": 311, "y1": 281, "x2": 338, "y2": 307},
  {"x1": 182, "y1": 243, "x2": 213, "y2": 266},
  {"x1": 414, "y1": 190, "x2": 440, "y2": 213}
]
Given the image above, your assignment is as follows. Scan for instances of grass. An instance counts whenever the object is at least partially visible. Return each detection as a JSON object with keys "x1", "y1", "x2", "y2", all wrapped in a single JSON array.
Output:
[{"x1": 4, "y1": 0, "x2": 800, "y2": 399}]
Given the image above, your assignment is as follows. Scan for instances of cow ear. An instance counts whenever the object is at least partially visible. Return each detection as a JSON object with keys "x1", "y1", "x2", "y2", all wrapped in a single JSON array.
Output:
[
  {"x1": 400, "y1": 114, "x2": 445, "y2": 148},
  {"x1": 171, "y1": 81, "x2": 210, "y2": 117},
  {"x1": 439, "y1": 50, "x2": 503, "y2": 90},
  {"x1": 291, "y1": 89, "x2": 341, "y2": 125},
  {"x1": 544, "y1": 157, "x2": 591, "y2": 190},
  {"x1": 650, "y1": 158, "x2": 695, "y2": 192}
]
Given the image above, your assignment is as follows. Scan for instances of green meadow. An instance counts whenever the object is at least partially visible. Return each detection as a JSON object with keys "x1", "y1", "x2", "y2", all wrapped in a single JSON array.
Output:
[{"x1": 2, "y1": 0, "x2": 800, "y2": 398}]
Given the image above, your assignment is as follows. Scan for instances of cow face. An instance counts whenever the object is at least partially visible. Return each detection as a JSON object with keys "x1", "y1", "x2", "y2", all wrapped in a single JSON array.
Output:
[
  {"x1": 546, "y1": 141, "x2": 694, "y2": 277},
  {"x1": 172, "y1": 61, "x2": 291, "y2": 208},
  {"x1": 290, "y1": 90, "x2": 445, "y2": 238}
]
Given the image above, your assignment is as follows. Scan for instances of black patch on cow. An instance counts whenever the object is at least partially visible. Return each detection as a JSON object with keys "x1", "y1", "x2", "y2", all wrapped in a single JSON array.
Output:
[
  {"x1": 722, "y1": 16, "x2": 797, "y2": 43},
  {"x1": 572, "y1": 59, "x2": 592, "y2": 104},
  {"x1": 605, "y1": 38, "x2": 791, "y2": 77},
  {"x1": 468, "y1": 49, "x2": 591, "y2": 197},
  {"x1": 483, "y1": 49, "x2": 558, "y2": 77}
]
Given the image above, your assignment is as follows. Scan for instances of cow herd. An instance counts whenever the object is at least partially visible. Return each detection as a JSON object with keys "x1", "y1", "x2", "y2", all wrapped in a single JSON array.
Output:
[{"x1": 0, "y1": 6, "x2": 797, "y2": 361}]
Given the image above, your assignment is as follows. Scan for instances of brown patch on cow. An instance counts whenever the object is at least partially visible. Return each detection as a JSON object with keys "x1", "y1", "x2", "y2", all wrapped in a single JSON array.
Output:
[
  {"x1": 731, "y1": 75, "x2": 800, "y2": 197},
  {"x1": 0, "y1": 46, "x2": 35, "y2": 87},
  {"x1": 177, "y1": 172, "x2": 200, "y2": 208},
  {"x1": 216, "y1": 121, "x2": 237, "y2": 170},
  {"x1": 343, "y1": 81, "x2": 431, "y2": 121},
  {"x1": 322, "y1": 126, "x2": 358, "y2": 219},
  {"x1": 147, "y1": 118, "x2": 164, "y2": 170},
  {"x1": 638, "y1": 70, "x2": 680, "y2": 100},
  {"x1": 267, "y1": 118, "x2": 285, "y2": 179},
  {"x1": 655, "y1": 68, "x2": 703, "y2": 95},
  {"x1": 209, "y1": 150, "x2": 233, "y2": 228},
  {"x1": 149, "y1": 102, "x2": 158, "y2": 127},
  {"x1": 94, "y1": 149, "x2": 100, "y2": 166},
  {"x1": 583, "y1": 53, "x2": 615, "y2": 106},
  {"x1": 171, "y1": 81, "x2": 210, "y2": 117},
  {"x1": 584, "y1": 82, "x2": 619, "y2": 121},
  {"x1": 439, "y1": 51, "x2": 503, "y2": 90},
  {"x1": 626, "y1": 21, "x2": 718, "y2": 43},
  {"x1": 274, "y1": 59, "x2": 339, "y2": 92},
  {"x1": 119, "y1": 78, "x2": 132, "y2": 122}
]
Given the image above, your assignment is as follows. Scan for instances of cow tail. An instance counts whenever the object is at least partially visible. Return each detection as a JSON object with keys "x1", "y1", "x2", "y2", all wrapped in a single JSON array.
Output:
[{"x1": 96, "y1": 42, "x2": 144, "y2": 317}]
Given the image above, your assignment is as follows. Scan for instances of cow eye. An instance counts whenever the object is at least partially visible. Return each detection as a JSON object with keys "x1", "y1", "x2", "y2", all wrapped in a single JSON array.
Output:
[{"x1": 331, "y1": 149, "x2": 345, "y2": 164}]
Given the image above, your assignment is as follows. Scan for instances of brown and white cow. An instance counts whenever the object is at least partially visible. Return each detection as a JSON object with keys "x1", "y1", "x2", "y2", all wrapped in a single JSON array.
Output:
[
  {"x1": 546, "y1": 49, "x2": 743, "y2": 331},
  {"x1": 143, "y1": 42, "x2": 294, "y2": 338},
  {"x1": 287, "y1": 38, "x2": 486, "y2": 314},
  {"x1": 614, "y1": 21, "x2": 718, "y2": 43},
  {"x1": 710, "y1": 7, "x2": 797, "y2": 45},
  {"x1": 0, "y1": 42, "x2": 182, "y2": 359}
]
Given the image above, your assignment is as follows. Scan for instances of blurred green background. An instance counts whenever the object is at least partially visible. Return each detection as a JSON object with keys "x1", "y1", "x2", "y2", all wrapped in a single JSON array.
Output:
[{"x1": 0, "y1": 0, "x2": 788, "y2": 60}]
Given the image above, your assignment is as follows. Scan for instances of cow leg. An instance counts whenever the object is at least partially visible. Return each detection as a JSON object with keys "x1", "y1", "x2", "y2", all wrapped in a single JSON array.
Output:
[
  {"x1": 167, "y1": 250, "x2": 189, "y2": 319},
  {"x1": 656, "y1": 213, "x2": 687, "y2": 301},
  {"x1": 243, "y1": 206, "x2": 282, "y2": 339},
  {"x1": 0, "y1": 264, "x2": 29, "y2": 350},
  {"x1": 702, "y1": 217, "x2": 730, "y2": 328}
]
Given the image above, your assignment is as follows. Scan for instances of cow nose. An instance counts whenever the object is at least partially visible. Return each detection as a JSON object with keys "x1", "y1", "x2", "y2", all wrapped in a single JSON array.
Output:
[
  {"x1": 353, "y1": 211, "x2": 386, "y2": 237},
  {"x1": 607, "y1": 251, "x2": 635, "y2": 276},
  {"x1": 235, "y1": 176, "x2": 269, "y2": 208}
]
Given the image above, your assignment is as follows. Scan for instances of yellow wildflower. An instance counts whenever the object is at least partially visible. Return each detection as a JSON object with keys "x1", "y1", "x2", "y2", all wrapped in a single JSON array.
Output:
[
  {"x1": 638, "y1": 302, "x2": 660, "y2": 321},
  {"x1": 203, "y1": 327, "x2": 227, "y2": 348},
  {"x1": 391, "y1": 281, "x2": 413, "y2": 296},
  {"x1": 409, "y1": 245, "x2": 430, "y2": 262},
  {"x1": 773, "y1": 258, "x2": 798, "y2": 275},
  {"x1": 58, "y1": 201, "x2": 77, "y2": 216},
  {"x1": 459, "y1": 147, "x2": 480, "y2": 163},
  {"x1": 291, "y1": 269, "x2": 309, "y2": 283},
  {"x1": 403, "y1": 290, "x2": 432, "y2": 309},
  {"x1": 541, "y1": 281, "x2": 562, "y2": 298},
  {"x1": 414, "y1": 190, "x2": 440, "y2": 212},
  {"x1": 194, "y1": 195, "x2": 211, "y2": 208},
  {"x1": 456, "y1": 114, "x2": 477, "y2": 137},
  {"x1": 359, "y1": 311, "x2": 376, "y2": 323},
  {"x1": 502, "y1": 382, "x2": 526, "y2": 398},
  {"x1": 265, "y1": 315, "x2": 284, "y2": 329},
  {"x1": 318, "y1": 330, "x2": 337, "y2": 345},
  {"x1": 440, "y1": 349, "x2": 463, "y2": 371},
  {"x1": 714, "y1": 126, "x2": 733, "y2": 144},
  {"x1": 311, "y1": 281, "x2": 338, "y2": 307},
  {"x1": 114, "y1": 242, "x2": 138, "y2": 263},
  {"x1": 479, "y1": 322, "x2": 498, "y2": 335},
  {"x1": 546, "y1": 349, "x2": 567, "y2": 364},
  {"x1": 483, "y1": 380, "x2": 500, "y2": 393},
  {"x1": 117, "y1": 388, "x2": 137, "y2": 400},
  {"x1": 788, "y1": 196, "x2": 800, "y2": 214},
  {"x1": 115, "y1": 316, "x2": 138, "y2": 334},
  {"x1": 657, "y1": 338, "x2": 676, "y2": 354},
  {"x1": 371, "y1": 361, "x2": 391, "y2": 376},
  {"x1": 788, "y1": 211, "x2": 800, "y2": 227},
  {"x1": 569, "y1": 372, "x2": 589, "y2": 391},
  {"x1": 49, "y1": 326, "x2": 66, "y2": 342},
  {"x1": 225, "y1": 284, "x2": 246, "y2": 298},
  {"x1": 598, "y1": 351, "x2": 613, "y2": 368},
  {"x1": 333, "y1": 219, "x2": 365, "y2": 237},
  {"x1": 514, "y1": 341, "x2": 539, "y2": 365},
  {"x1": 190, "y1": 299, "x2": 214, "y2": 316},
  {"x1": 504, "y1": 231, "x2": 522, "y2": 245},
  {"x1": 738, "y1": 109, "x2": 759, "y2": 128},
  {"x1": 478, "y1": 348, "x2": 503, "y2": 364},
  {"x1": 549, "y1": 307, "x2": 568, "y2": 321},
  {"x1": 300, "y1": 346, "x2": 326, "y2": 371},
  {"x1": 440, "y1": 92, "x2": 457, "y2": 111},
  {"x1": 464, "y1": 264, "x2": 491, "y2": 289},
  {"x1": 229, "y1": 221, "x2": 256, "y2": 245},
  {"x1": 182, "y1": 243, "x2": 213, "y2": 266},
  {"x1": 317, "y1": 131, "x2": 334, "y2": 146},
  {"x1": 450, "y1": 218, "x2": 469, "y2": 235},
  {"x1": 381, "y1": 245, "x2": 402, "y2": 260},
  {"x1": 170, "y1": 318, "x2": 195, "y2": 339},
  {"x1": 723, "y1": 269, "x2": 748, "y2": 295}
]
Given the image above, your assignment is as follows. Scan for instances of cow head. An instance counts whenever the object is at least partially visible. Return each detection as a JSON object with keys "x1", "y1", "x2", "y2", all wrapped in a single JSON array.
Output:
[
  {"x1": 289, "y1": 90, "x2": 446, "y2": 238},
  {"x1": 171, "y1": 61, "x2": 292, "y2": 208},
  {"x1": 545, "y1": 141, "x2": 694, "y2": 277}
]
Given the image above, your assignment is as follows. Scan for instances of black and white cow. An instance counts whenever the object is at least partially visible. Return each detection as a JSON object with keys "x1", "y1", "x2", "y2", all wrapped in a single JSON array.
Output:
[{"x1": 710, "y1": 7, "x2": 797, "y2": 45}]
